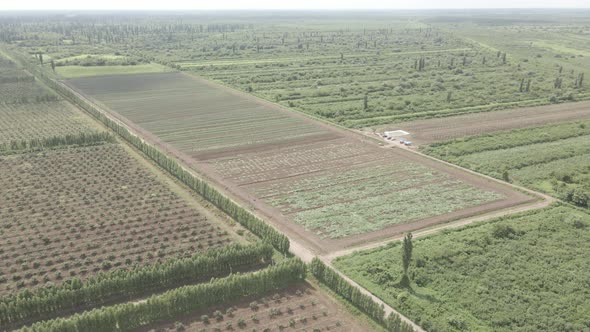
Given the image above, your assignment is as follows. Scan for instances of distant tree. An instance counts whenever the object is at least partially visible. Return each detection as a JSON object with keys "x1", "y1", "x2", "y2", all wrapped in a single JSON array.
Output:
[
  {"x1": 502, "y1": 170, "x2": 510, "y2": 182},
  {"x1": 400, "y1": 233, "x2": 413, "y2": 287}
]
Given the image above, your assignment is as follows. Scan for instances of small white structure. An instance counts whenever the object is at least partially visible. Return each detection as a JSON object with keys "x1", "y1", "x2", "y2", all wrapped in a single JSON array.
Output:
[{"x1": 383, "y1": 130, "x2": 409, "y2": 138}]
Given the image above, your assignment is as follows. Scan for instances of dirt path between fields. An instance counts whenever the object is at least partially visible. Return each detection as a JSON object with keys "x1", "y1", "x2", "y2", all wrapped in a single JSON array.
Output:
[{"x1": 375, "y1": 101, "x2": 590, "y2": 145}]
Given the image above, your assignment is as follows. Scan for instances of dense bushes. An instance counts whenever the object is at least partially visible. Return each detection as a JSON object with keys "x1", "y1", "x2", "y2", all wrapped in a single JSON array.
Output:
[
  {"x1": 310, "y1": 258, "x2": 415, "y2": 332},
  {"x1": 17, "y1": 258, "x2": 306, "y2": 332},
  {"x1": 0, "y1": 132, "x2": 115, "y2": 153},
  {"x1": 8, "y1": 48, "x2": 290, "y2": 254},
  {"x1": 0, "y1": 243, "x2": 273, "y2": 328}
]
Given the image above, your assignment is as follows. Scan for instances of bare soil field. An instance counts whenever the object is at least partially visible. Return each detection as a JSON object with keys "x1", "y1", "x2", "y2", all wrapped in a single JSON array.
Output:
[
  {"x1": 137, "y1": 282, "x2": 372, "y2": 332},
  {"x1": 65, "y1": 72, "x2": 534, "y2": 254},
  {"x1": 377, "y1": 101, "x2": 590, "y2": 145},
  {"x1": 0, "y1": 143, "x2": 244, "y2": 297}
]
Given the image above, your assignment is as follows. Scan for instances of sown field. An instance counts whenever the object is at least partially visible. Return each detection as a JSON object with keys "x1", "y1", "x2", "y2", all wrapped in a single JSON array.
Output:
[
  {"x1": 334, "y1": 205, "x2": 590, "y2": 332},
  {"x1": 66, "y1": 72, "x2": 531, "y2": 252},
  {"x1": 139, "y1": 282, "x2": 370, "y2": 332},
  {"x1": 55, "y1": 63, "x2": 173, "y2": 78},
  {"x1": 0, "y1": 143, "x2": 242, "y2": 297},
  {"x1": 380, "y1": 101, "x2": 590, "y2": 145},
  {"x1": 0, "y1": 101, "x2": 100, "y2": 144},
  {"x1": 423, "y1": 119, "x2": 590, "y2": 208}
]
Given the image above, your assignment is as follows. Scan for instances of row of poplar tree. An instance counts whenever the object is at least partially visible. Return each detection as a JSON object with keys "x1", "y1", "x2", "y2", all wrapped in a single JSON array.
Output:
[
  {"x1": 17, "y1": 258, "x2": 306, "y2": 332},
  {"x1": 310, "y1": 258, "x2": 415, "y2": 332},
  {"x1": 0, "y1": 132, "x2": 115, "y2": 153},
  {"x1": 0, "y1": 243, "x2": 273, "y2": 329}
]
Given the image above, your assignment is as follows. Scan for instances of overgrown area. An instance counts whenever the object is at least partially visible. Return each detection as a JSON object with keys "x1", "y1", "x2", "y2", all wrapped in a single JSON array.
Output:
[{"x1": 334, "y1": 205, "x2": 590, "y2": 332}]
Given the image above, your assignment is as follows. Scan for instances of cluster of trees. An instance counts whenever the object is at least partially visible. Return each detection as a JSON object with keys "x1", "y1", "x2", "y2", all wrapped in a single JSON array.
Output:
[
  {"x1": 0, "y1": 243, "x2": 273, "y2": 329},
  {"x1": 310, "y1": 258, "x2": 414, "y2": 332},
  {"x1": 0, "y1": 132, "x2": 115, "y2": 153},
  {"x1": 6, "y1": 47, "x2": 290, "y2": 254},
  {"x1": 560, "y1": 185, "x2": 589, "y2": 208},
  {"x1": 18, "y1": 258, "x2": 306, "y2": 332}
]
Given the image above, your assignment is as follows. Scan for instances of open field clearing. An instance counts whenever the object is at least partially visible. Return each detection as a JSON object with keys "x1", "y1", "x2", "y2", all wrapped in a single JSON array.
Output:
[
  {"x1": 424, "y1": 120, "x2": 590, "y2": 208},
  {"x1": 0, "y1": 143, "x2": 243, "y2": 297},
  {"x1": 334, "y1": 205, "x2": 590, "y2": 332},
  {"x1": 66, "y1": 71, "x2": 533, "y2": 253},
  {"x1": 379, "y1": 101, "x2": 590, "y2": 145},
  {"x1": 138, "y1": 282, "x2": 371, "y2": 332},
  {"x1": 0, "y1": 101, "x2": 101, "y2": 144},
  {"x1": 55, "y1": 63, "x2": 173, "y2": 78}
]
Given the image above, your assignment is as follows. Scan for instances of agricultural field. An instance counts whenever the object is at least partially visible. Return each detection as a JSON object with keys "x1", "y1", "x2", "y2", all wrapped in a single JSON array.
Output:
[
  {"x1": 334, "y1": 205, "x2": 590, "y2": 332},
  {"x1": 2, "y1": 11, "x2": 588, "y2": 128},
  {"x1": 65, "y1": 71, "x2": 532, "y2": 252},
  {"x1": 0, "y1": 142, "x2": 245, "y2": 297},
  {"x1": 377, "y1": 101, "x2": 590, "y2": 145},
  {"x1": 423, "y1": 119, "x2": 590, "y2": 208},
  {"x1": 140, "y1": 282, "x2": 371, "y2": 332},
  {"x1": 55, "y1": 63, "x2": 173, "y2": 78},
  {"x1": 0, "y1": 101, "x2": 100, "y2": 144}
]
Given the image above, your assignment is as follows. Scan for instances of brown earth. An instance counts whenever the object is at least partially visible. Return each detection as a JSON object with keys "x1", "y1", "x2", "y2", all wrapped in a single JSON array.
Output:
[
  {"x1": 63, "y1": 73, "x2": 537, "y2": 255},
  {"x1": 378, "y1": 101, "x2": 590, "y2": 145},
  {"x1": 135, "y1": 281, "x2": 373, "y2": 332}
]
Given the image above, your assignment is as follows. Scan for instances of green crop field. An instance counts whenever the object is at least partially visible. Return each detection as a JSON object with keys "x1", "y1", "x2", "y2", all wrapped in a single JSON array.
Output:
[
  {"x1": 55, "y1": 63, "x2": 173, "y2": 78},
  {"x1": 66, "y1": 72, "x2": 331, "y2": 156},
  {"x1": 334, "y1": 205, "x2": 590, "y2": 332},
  {"x1": 424, "y1": 119, "x2": 590, "y2": 208}
]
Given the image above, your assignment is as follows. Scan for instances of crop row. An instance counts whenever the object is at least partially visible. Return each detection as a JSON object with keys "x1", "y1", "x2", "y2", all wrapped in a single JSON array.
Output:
[
  {"x1": 295, "y1": 180, "x2": 503, "y2": 239},
  {"x1": 0, "y1": 143, "x2": 237, "y2": 296},
  {"x1": 0, "y1": 101, "x2": 98, "y2": 145}
]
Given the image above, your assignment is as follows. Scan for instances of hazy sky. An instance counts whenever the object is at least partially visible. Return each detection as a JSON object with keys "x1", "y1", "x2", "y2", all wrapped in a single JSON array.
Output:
[{"x1": 1, "y1": 0, "x2": 589, "y2": 11}]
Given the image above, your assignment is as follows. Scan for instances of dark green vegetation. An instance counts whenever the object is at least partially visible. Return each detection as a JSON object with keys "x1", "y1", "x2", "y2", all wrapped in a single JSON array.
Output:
[
  {"x1": 334, "y1": 205, "x2": 590, "y2": 332},
  {"x1": 423, "y1": 119, "x2": 590, "y2": 208},
  {"x1": 1, "y1": 11, "x2": 588, "y2": 127}
]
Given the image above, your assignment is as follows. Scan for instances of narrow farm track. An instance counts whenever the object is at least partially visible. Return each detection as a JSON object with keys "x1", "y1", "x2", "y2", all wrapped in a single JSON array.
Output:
[{"x1": 52, "y1": 73, "x2": 554, "y2": 332}]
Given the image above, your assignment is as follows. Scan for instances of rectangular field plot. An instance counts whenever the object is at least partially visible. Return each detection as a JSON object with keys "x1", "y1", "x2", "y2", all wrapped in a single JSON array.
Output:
[
  {"x1": 333, "y1": 206, "x2": 590, "y2": 332},
  {"x1": 65, "y1": 72, "x2": 533, "y2": 252},
  {"x1": 226, "y1": 147, "x2": 505, "y2": 239},
  {"x1": 138, "y1": 282, "x2": 371, "y2": 332},
  {"x1": 0, "y1": 101, "x2": 101, "y2": 144},
  {"x1": 424, "y1": 120, "x2": 590, "y2": 207},
  {"x1": 0, "y1": 143, "x2": 240, "y2": 297},
  {"x1": 66, "y1": 72, "x2": 334, "y2": 158}
]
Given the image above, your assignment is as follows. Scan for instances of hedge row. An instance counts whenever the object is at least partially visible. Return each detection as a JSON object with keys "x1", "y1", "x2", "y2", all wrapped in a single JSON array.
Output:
[
  {"x1": 17, "y1": 258, "x2": 306, "y2": 332},
  {"x1": 0, "y1": 243, "x2": 273, "y2": 329}
]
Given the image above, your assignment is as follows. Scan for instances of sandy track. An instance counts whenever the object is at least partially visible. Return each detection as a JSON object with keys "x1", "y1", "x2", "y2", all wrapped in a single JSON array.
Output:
[{"x1": 381, "y1": 101, "x2": 590, "y2": 145}]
